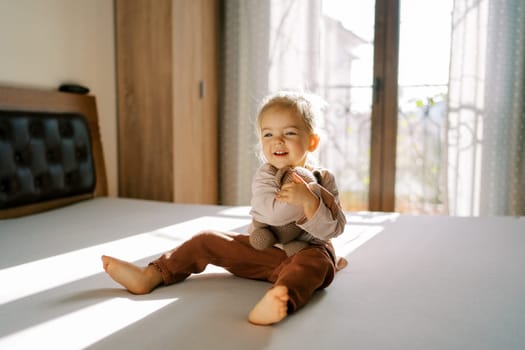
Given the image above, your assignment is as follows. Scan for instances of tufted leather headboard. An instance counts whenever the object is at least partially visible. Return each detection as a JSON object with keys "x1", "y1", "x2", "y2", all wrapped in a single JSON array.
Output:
[{"x1": 0, "y1": 86, "x2": 107, "y2": 219}]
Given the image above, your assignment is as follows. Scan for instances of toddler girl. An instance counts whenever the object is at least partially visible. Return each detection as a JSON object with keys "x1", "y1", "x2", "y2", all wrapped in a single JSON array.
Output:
[{"x1": 102, "y1": 91, "x2": 347, "y2": 325}]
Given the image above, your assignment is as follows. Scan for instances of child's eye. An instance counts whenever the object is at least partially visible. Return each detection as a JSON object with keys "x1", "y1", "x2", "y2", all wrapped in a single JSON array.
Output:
[
  {"x1": 285, "y1": 131, "x2": 297, "y2": 136},
  {"x1": 263, "y1": 132, "x2": 272, "y2": 138}
]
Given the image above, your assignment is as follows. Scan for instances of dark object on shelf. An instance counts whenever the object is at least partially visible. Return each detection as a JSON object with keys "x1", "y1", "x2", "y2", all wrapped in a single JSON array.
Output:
[{"x1": 58, "y1": 84, "x2": 90, "y2": 95}]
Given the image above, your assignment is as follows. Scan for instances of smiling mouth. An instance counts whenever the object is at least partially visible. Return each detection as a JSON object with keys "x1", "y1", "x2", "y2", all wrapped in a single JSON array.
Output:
[{"x1": 274, "y1": 151, "x2": 288, "y2": 156}]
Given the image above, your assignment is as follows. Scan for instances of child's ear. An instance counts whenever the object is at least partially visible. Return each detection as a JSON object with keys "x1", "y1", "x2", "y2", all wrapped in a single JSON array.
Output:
[{"x1": 308, "y1": 134, "x2": 320, "y2": 151}]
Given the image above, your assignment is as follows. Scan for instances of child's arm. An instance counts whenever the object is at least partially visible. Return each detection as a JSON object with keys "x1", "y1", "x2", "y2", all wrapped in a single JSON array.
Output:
[
  {"x1": 250, "y1": 163, "x2": 303, "y2": 226},
  {"x1": 276, "y1": 172, "x2": 320, "y2": 219},
  {"x1": 278, "y1": 169, "x2": 346, "y2": 240}
]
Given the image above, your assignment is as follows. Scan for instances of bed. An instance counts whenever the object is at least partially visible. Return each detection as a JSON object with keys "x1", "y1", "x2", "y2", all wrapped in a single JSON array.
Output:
[{"x1": 1, "y1": 86, "x2": 524, "y2": 350}]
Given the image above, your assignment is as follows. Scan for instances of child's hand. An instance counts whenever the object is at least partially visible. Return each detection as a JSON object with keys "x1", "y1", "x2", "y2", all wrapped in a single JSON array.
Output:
[{"x1": 276, "y1": 172, "x2": 320, "y2": 219}]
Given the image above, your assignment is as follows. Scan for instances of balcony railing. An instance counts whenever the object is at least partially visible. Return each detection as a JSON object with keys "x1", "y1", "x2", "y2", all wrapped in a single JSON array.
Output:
[{"x1": 317, "y1": 84, "x2": 448, "y2": 214}]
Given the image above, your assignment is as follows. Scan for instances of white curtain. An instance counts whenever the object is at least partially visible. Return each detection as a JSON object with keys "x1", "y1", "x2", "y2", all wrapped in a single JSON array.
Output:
[
  {"x1": 219, "y1": 0, "x2": 323, "y2": 205},
  {"x1": 220, "y1": 0, "x2": 525, "y2": 215},
  {"x1": 447, "y1": 0, "x2": 525, "y2": 216}
]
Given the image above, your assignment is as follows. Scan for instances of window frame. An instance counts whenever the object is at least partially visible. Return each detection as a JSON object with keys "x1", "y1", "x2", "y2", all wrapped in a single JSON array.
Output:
[{"x1": 369, "y1": 0, "x2": 400, "y2": 212}]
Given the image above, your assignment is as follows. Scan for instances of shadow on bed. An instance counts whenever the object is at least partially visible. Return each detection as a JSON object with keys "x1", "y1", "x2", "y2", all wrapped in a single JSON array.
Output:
[
  {"x1": 65, "y1": 272, "x2": 286, "y2": 349},
  {"x1": 85, "y1": 276, "x2": 278, "y2": 350},
  {"x1": 1, "y1": 257, "x2": 277, "y2": 349},
  {"x1": 83, "y1": 275, "x2": 329, "y2": 350}
]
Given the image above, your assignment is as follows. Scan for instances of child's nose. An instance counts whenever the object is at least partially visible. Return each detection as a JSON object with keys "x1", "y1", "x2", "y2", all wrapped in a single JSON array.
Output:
[{"x1": 273, "y1": 136, "x2": 285, "y2": 145}]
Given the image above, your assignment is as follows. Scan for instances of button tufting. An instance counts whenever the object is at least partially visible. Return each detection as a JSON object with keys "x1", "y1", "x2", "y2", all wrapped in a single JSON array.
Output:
[
  {"x1": 34, "y1": 175, "x2": 42, "y2": 188},
  {"x1": 58, "y1": 120, "x2": 74, "y2": 137},
  {"x1": 0, "y1": 121, "x2": 9, "y2": 140},
  {"x1": 29, "y1": 119, "x2": 44, "y2": 138},
  {"x1": 14, "y1": 152, "x2": 22, "y2": 163},
  {"x1": 0, "y1": 178, "x2": 8, "y2": 193},
  {"x1": 0, "y1": 110, "x2": 95, "y2": 209},
  {"x1": 76, "y1": 145, "x2": 87, "y2": 161},
  {"x1": 46, "y1": 149, "x2": 54, "y2": 162}
]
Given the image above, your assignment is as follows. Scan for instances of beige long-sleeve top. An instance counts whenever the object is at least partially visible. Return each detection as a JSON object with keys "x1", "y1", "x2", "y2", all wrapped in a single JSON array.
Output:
[{"x1": 249, "y1": 163, "x2": 347, "y2": 244}]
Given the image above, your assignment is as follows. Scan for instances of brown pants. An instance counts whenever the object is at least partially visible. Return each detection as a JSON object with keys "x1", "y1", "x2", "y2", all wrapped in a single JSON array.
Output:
[{"x1": 151, "y1": 231, "x2": 336, "y2": 313}]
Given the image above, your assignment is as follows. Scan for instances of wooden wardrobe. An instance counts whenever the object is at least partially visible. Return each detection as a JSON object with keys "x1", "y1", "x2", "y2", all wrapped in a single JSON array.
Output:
[{"x1": 115, "y1": 0, "x2": 219, "y2": 204}]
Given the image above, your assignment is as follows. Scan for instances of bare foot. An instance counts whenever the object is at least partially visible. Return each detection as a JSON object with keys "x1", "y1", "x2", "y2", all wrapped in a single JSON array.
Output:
[
  {"x1": 248, "y1": 285, "x2": 289, "y2": 325},
  {"x1": 101, "y1": 255, "x2": 162, "y2": 294},
  {"x1": 336, "y1": 257, "x2": 348, "y2": 271}
]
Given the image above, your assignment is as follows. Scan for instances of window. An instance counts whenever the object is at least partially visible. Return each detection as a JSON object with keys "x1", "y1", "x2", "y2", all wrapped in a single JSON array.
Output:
[{"x1": 221, "y1": 0, "x2": 524, "y2": 216}]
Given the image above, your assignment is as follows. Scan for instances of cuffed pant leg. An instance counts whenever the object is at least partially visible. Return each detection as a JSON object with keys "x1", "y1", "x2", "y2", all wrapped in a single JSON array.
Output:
[{"x1": 271, "y1": 245, "x2": 336, "y2": 313}]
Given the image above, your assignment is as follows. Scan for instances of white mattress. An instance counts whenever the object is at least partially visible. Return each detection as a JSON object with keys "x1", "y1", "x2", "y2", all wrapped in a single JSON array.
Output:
[{"x1": 1, "y1": 197, "x2": 524, "y2": 349}]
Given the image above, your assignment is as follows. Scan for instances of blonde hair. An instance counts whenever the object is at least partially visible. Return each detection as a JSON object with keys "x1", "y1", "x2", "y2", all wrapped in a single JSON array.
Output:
[
  {"x1": 255, "y1": 91, "x2": 326, "y2": 165},
  {"x1": 256, "y1": 91, "x2": 326, "y2": 135}
]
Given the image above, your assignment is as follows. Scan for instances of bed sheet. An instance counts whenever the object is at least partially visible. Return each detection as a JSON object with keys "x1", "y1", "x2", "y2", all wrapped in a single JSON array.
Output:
[{"x1": 1, "y1": 198, "x2": 524, "y2": 349}]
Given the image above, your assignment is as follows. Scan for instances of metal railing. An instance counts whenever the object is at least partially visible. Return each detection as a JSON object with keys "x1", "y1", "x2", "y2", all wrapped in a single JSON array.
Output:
[{"x1": 317, "y1": 84, "x2": 447, "y2": 214}]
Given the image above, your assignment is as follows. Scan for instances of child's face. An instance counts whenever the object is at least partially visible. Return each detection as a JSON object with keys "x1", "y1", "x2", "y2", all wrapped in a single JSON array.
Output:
[{"x1": 259, "y1": 107, "x2": 319, "y2": 169}]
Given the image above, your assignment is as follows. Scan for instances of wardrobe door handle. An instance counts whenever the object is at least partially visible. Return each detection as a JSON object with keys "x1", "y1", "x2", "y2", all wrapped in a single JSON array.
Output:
[{"x1": 199, "y1": 80, "x2": 205, "y2": 99}]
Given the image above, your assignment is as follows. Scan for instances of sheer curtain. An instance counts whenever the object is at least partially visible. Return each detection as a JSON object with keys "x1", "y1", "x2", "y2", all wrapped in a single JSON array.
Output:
[
  {"x1": 447, "y1": 0, "x2": 525, "y2": 216},
  {"x1": 220, "y1": 0, "x2": 323, "y2": 205},
  {"x1": 220, "y1": 0, "x2": 525, "y2": 214}
]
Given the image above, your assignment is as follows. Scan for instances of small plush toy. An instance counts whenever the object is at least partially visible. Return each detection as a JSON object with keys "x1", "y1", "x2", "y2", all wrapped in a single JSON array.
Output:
[{"x1": 249, "y1": 166, "x2": 321, "y2": 256}]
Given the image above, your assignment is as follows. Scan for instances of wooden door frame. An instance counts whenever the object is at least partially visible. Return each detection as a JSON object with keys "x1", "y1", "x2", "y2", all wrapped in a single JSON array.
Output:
[{"x1": 369, "y1": 0, "x2": 400, "y2": 212}]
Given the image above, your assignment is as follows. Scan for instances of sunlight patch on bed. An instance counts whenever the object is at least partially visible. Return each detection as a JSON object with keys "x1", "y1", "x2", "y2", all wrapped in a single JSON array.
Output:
[
  {"x1": 346, "y1": 211, "x2": 400, "y2": 224},
  {"x1": 216, "y1": 206, "x2": 252, "y2": 217},
  {"x1": 0, "y1": 216, "x2": 250, "y2": 305},
  {"x1": 0, "y1": 297, "x2": 177, "y2": 349},
  {"x1": 332, "y1": 224, "x2": 384, "y2": 258},
  {"x1": 332, "y1": 212, "x2": 397, "y2": 257}
]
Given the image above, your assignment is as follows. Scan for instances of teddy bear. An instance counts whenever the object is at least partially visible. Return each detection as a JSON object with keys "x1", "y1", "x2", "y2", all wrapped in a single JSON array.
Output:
[{"x1": 249, "y1": 165, "x2": 321, "y2": 256}]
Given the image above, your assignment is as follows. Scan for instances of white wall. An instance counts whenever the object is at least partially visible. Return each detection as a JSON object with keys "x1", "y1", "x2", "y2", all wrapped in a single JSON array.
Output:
[{"x1": 0, "y1": 0, "x2": 117, "y2": 196}]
